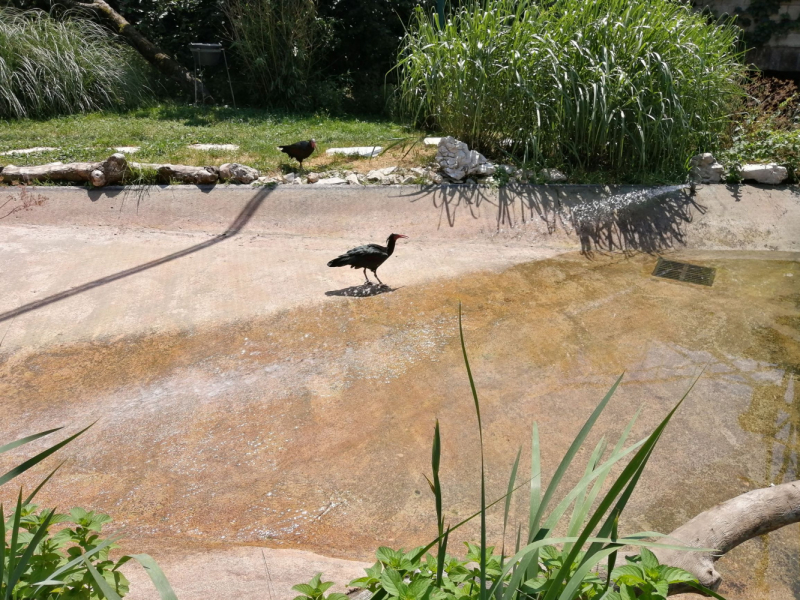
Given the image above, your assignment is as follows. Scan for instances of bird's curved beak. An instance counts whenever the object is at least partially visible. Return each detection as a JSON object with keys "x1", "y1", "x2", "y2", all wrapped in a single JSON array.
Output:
[{"x1": 397, "y1": 234, "x2": 409, "y2": 239}]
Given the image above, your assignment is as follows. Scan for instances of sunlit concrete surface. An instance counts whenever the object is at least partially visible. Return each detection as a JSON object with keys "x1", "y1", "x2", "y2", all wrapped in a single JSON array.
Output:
[{"x1": 0, "y1": 183, "x2": 798, "y2": 599}]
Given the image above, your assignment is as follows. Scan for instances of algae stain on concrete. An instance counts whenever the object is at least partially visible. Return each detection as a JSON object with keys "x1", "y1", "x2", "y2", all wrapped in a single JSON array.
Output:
[{"x1": 1, "y1": 251, "x2": 799, "y2": 598}]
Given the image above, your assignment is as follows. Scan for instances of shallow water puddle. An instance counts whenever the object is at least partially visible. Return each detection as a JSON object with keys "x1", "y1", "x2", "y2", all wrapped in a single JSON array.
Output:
[{"x1": 0, "y1": 251, "x2": 798, "y2": 598}]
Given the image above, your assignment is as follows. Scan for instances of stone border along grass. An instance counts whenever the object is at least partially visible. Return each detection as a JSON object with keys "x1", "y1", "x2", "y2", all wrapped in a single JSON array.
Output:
[{"x1": 0, "y1": 140, "x2": 791, "y2": 187}]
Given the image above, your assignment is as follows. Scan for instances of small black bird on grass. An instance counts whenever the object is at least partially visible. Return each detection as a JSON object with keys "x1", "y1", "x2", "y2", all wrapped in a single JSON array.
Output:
[
  {"x1": 327, "y1": 233, "x2": 408, "y2": 286},
  {"x1": 278, "y1": 139, "x2": 316, "y2": 168}
]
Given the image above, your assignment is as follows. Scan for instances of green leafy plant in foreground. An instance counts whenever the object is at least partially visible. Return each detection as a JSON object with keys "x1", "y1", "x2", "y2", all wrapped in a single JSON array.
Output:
[
  {"x1": 7, "y1": 504, "x2": 129, "y2": 600},
  {"x1": 607, "y1": 548, "x2": 698, "y2": 600},
  {"x1": 296, "y1": 305, "x2": 724, "y2": 600},
  {"x1": 292, "y1": 572, "x2": 349, "y2": 600},
  {"x1": 0, "y1": 425, "x2": 177, "y2": 600}
]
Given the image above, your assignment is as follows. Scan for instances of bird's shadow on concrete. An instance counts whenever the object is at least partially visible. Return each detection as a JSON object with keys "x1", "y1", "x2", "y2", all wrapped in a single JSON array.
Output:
[{"x1": 325, "y1": 284, "x2": 399, "y2": 298}]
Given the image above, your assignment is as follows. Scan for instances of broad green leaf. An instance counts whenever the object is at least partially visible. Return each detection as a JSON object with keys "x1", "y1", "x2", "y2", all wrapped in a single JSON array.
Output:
[
  {"x1": 408, "y1": 577, "x2": 431, "y2": 599},
  {"x1": 658, "y1": 565, "x2": 698, "y2": 584},
  {"x1": 639, "y1": 547, "x2": 659, "y2": 570},
  {"x1": 292, "y1": 584, "x2": 318, "y2": 596},
  {"x1": 380, "y1": 568, "x2": 404, "y2": 597},
  {"x1": 654, "y1": 579, "x2": 669, "y2": 598},
  {"x1": 377, "y1": 547, "x2": 400, "y2": 564},
  {"x1": 611, "y1": 564, "x2": 645, "y2": 581}
]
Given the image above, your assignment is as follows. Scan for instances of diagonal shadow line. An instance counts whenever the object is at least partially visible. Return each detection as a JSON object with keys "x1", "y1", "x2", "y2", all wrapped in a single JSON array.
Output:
[{"x1": 0, "y1": 186, "x2": 273, "y2": 325}]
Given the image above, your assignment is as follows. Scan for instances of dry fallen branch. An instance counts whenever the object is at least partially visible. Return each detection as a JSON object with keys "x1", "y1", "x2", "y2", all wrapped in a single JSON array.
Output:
[
  {"x1": 54, "y1": 0, "x2": 209, "y2": 98},
  {"x1": 656, "y1": 480, "x2": 800, "y2": 594},
  {"x1": 0, "y1": 155, "x2": 258, "y2": 186},
  {"x1": 0, "y1": 154, "x2": 127, "y2": 185}
]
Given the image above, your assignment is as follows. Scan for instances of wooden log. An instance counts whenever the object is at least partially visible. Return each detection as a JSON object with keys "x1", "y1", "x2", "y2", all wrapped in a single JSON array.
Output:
[
  {"x1": 156, "y1": 164, "x2": 219, "y2": 185},
  {"x1": 0, "y1": 154, "x2": 128, "y2": 186},
  {"x1": 655, "y1": 480, "x2": 800, "y2": 594}
]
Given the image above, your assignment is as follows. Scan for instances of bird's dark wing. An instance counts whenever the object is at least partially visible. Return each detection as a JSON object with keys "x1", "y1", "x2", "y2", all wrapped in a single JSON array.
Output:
[
  {"x1": 344, "y1": 244, "x2": 387, "y2": 258},
  {"x1": 279, "y1": 140, "x2": 313, "y2": 160},
  {"x1": 327, "y1": 243, "x2": 388, "y2": 268}
]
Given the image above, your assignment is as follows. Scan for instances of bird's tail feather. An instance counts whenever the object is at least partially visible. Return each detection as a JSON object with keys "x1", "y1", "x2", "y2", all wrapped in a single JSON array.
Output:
[{"x1": 327, "y1": 256, "x2": 350, "y2": 267}]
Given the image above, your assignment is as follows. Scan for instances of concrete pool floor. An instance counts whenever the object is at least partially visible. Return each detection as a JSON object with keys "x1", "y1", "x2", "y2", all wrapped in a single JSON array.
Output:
[{"x1": 0, "y1": 184, "x2": 798, "y2": 599}]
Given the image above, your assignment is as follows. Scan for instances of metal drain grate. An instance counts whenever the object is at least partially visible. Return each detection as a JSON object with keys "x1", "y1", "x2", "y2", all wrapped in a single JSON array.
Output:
[{"x1": 652, "y1": 258, "x2": 716, "y2": 286}]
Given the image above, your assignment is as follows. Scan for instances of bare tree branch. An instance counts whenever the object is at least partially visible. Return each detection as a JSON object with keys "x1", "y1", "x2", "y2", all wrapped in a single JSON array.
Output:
[
  {"x1": 54, "y1": 0, "x2": 210, "y2": 98},
  {"x1": 656, "y1": 480, "x2": 800, "y2": 594}
]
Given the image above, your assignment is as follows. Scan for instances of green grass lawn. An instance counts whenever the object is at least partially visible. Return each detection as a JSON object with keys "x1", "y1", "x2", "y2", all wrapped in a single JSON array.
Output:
[{"x1": 0, "y1": 104, "x2": 428, "y2": 176}]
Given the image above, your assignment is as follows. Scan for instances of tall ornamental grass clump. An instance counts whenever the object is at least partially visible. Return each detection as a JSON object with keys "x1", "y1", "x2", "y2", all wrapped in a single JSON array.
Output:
[
  {"x1": 225, "y1": 0, "x2": 328, "y2": 109},
  {"x1": 397, "y1": 0, "x2": 745, "y2": 181},
  {"x1": 0, "y1": 8, "x2": 152, "y2": 120}
]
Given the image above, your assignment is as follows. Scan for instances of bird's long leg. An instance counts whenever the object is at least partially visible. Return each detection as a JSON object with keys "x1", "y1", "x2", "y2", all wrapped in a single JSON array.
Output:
[
  {"x1": 363, "y1": 268, "x2": 372, "y2": 285},
  {"x1": 373, "y1": 270, "x2": 384, "y2": 286}
]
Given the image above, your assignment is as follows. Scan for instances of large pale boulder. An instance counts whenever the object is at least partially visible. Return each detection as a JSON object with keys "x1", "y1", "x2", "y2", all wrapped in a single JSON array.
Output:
[
  {"x1": 540, "y1": 168, "x2": 567, "y2": 183},
  {"x1": 740, "y1": 163, "x2": 788, "y2": 185},
  {"x1": 435, "y1": 137, "x2": 495, "y2": 180},
  {"x1": 689, "y1": 153, "x2": 724, "y2": 184},
  {"x1": 219, "y1": 163, "x2": 259, "y2": 184}
]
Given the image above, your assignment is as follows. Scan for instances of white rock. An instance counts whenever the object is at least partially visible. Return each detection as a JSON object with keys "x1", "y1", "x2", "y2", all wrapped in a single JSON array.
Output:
[
  {"x1": 400, "y1": 175, "x2": 417, "y2": 184},
  {"x1": 315, "y1": 177, "x2": 348, "y2": 185},
  {"x1": 540, "y1": 168, "x2": 568, "y2": 183},
  {"x1": 423, "y1": 137, "x2": 442, "y2": 146},
  {"x1": 436, "y1": 136, "x2": 494, "y2": 180},
  {"x1": 430, "y1": 172, "x2": 444, "y2": 184},
  {"x1": 410, "y1": 167, "x2": 426, "y2": 176},
  {"x1": 306, "y1": 172, "x2": 320, "y2": 184},
  {"x1": 740, "y1": 163, "x2": 788, "y2": 185},
  {"x1": 187, "y1": 143, "x2": 239, "y2": 151},
  {"x1": 366, "y1": 167, "x2": 396, "y2": 181},
  {"x1": 253, "y1": 176, "x2": 279, "y2": 186},
  {"x1": 346, "y1": 173, "x2": 361, "y2": 185},
  {"x1": 219, "y1": 163, "x2": 259, "y2": 184},
  {"x1": 0, "y1": 147, "x2": 59, "y2": 156},
  {"x1": 325, "y1": 146, "x2": 382, "y2": 158},
  {"x1": 90, "y1": 169, "x2": 106, "y2": 187},
  {"x1": 113, "y1": 146, "x2": 140, "y2": 154},
  {"x1": 283, "y1": 173, "x2": 296, "y2": 184},
  {"x1": 689, "y1": 153, "x2": 724, "y2": 184}
]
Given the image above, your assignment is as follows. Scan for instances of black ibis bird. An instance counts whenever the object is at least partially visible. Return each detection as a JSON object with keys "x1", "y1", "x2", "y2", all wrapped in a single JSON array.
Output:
[
  {"x1": 278, "y1": 139, "x2": 316, "y2": 168},
  {"x1": 327, "y1": 233, "x2": 408, "y2": 286}
]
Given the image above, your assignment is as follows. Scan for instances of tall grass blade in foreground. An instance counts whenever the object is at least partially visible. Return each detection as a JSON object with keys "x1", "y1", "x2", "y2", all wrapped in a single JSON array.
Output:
[
  {"x1": 0, "y1": 425, "x2": 177, "y2": 599},
  {"x1": 458, "y1": 302, "x2": 488, "y2": 600},
  {"x1": 342, "y1": 307, "x2": 721, "y2": 600}
]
